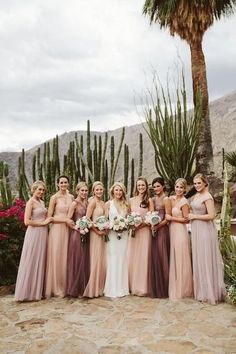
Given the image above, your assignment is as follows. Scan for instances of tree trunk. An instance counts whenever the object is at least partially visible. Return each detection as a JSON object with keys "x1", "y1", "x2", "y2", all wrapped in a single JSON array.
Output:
[{"x1": 190, "y1": 39, "x2": 213, "y2": 174}]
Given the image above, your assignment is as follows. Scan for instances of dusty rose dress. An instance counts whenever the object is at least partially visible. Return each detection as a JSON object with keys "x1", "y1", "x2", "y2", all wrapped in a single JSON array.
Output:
[
  {"x1": 169, "y1": 196, "x2": 193, "y2": 300},
  {"x1": 15, "y1": 202, "x2": 48, "y2": 301},
  {"x1": 127, "y1": 197, "x2": 151, "y2": 296},
  {"x1": 45, "y1": 195, "x2": 72, "y2": 298},
  {"x1": 190, "y1": 192, "x2": 225, "y2": 304},
  {"x1": 148, "y1": 195, "x2": 170, "y2": 298},
  {"x1": 83, "y1": 202, "x2": 106, "y2": 298},
  {"x1": 67, "y1": 200, "x2": 89, "y2": 297}
]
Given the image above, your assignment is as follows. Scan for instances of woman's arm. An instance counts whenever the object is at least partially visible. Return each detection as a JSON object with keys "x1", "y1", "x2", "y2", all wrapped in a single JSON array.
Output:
[
  {"x1": 148, "y1": 198, "x2": 154, "y2": 212},
  {"x1": 104, "y1": 201, "x2": 110, "y2": 218},
  {"x1": 166, "y1": 203, "x2": 189, "y2": 223},
  {"x1": 189, "y1": 199, "x2": 215, "y2": 221}
]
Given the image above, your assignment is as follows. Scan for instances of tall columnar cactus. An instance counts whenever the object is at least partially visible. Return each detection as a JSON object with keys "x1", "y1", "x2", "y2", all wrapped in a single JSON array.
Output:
[
  {"x1": 144, "y1": 76, "x2": 202, "y2": 190},
  {"x1": 110, "y1": 127, "x2": 125, "y2": 187},
  {"x1": 110, "y1": 136, "x2": 115, "y2": 184},
  {"x1": 18, "y1": 149, "x2": 30, "y2": 201},
  {"x1": 123, "y1": 144, "x2": 129, "y2": 191},
  {"x1": 0, "y1": 161, "x2": 13, "y2": 208},
  {"x1": 138, "y1": 133, "x2": 143, "y2": 177},
  {"x1": 101, "y1": 132, "x2": 108, "y2": 186},
  {"x1": 130, "y1": 158, "x2": 135, "y2": 198}
]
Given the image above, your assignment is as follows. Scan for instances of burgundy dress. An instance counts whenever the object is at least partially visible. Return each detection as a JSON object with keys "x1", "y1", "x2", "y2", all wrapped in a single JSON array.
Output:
[
  {"x1": 148, "y1": 196, "x2": 170, "y2": 298},
  {"x1": 67, "y1": 200, "x2": 89, "y2": 297}
]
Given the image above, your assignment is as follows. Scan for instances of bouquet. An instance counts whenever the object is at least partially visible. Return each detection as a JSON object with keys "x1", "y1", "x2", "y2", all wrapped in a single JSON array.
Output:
[
  {"x1": 75, "y1": 216, "x2": 92, "y2": 242},
  {"x1": 127, "y1": 212, "x2": 143, "y2": 238},
  {"x1": 110, "y1": 215, "x2": 128, "y2": 240},
  {"x1": 93, "y1": 215, "x2": 110, "y2": 242},
  {"x1": 144, "y1": 211, "x2": 161, "y2": 237}
]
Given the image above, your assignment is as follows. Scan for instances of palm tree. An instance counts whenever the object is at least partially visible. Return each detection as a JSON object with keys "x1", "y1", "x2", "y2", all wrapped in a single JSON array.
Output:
[{"x1": 143, "y1": 0, "x2": 236, "y2": 174}]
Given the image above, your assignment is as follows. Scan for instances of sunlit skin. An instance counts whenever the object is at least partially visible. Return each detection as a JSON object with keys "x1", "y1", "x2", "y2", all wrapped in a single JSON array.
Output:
[
  {"x1": 113, "y1": 186, "x2": 124, "y2": 201},
  {"x1": 153, "y1": 182, "x2": 165, "y2": 197},
  {"x1": 136, "y1": 180, "x2": 147, "y2": 197},
  {"x1": 86, "y1": 184, "x2": 106, "y2": 236},
  {"x1": 153, "y1": 182, "x2": 170, "y2": 231},
  {"x1": 48, "y1": 177, "x2": 74, "y2": 227},
  {"x1": 24, "y1": 184, "x2": 53, "y2": 227},
  {"x1": 188, "y1": 177, "x2": 215, "y2": 221},
  {"x1": 166, "y1": 182, "x2": 189, "y2": 223},
  {"x1": 67, "y1": 185, "x2": 89, "y2": 229},
  {"x1": 57, "y1": 177, "x2": 69, "y2": 194}
]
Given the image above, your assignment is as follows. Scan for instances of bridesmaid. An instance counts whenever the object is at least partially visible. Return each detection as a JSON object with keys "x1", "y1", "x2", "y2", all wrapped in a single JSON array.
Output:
[
  {"x1": 128, "y1": 176, "x2": 154, "y2": 296},
  {"x1": 45, "y1": 175, "x2": 74, "y2": 298},
  {"x1": 148, "y1": 177, "x2": 171, "y2": 298},
  {"x1": 104, "y1": 182, "x2": 129, "y2": 298},
  {"x1": 15, "y1": 181, "x2": 52, "y2": 301},
  {"x1": 83, "y1": 181, "x2": 107, "y2": 298},
  {"x1": 67, "y1": 182, "x2": 89, "y2": 297},
  {"x1": 166, "y1": 178, "x2": 193, "y2": 300},
  {"x1": 188, "y1": 173, "x2": 225, "y2": 304}
]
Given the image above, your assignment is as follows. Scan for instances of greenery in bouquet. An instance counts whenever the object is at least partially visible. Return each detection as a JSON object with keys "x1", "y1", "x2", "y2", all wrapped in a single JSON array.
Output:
[
  {"x1": 110, "y1": 215, "x2": 128, "y2": 240},
  {"x1": 93, "y1": 215, "x2": 110, "y2": 242},
  {"x1": 144, "y1": 211, "x2": 161, "y2": 237},
  {"x1": 127, "y1": 212, "x2": 143, "y2": 238},
  {"x1": 75, "y1": 216, "x2": 92, "y2": 243}
]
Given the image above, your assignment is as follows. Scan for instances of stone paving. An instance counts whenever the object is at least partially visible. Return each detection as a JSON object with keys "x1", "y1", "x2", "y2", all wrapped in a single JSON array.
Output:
[{"x1": 0, "y1": 295, "x2": 236, "y2": 354}]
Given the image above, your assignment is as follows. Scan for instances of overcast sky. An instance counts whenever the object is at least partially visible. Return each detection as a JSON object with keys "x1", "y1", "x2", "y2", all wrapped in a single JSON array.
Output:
[{"x1": 0, "y1": 0, "x2": 235, "y2": 152}]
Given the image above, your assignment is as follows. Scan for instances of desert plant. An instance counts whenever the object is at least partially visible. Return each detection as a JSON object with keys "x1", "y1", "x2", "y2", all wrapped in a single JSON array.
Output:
[{"x1": 144, "y1": 75, "x2": 202, "y2": 190}]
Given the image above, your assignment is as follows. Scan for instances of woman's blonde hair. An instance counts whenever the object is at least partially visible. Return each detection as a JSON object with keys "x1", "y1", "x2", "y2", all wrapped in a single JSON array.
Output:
[
  {"x1": 31, "y1": 180, "x2": 46, "y2": 194},
  {"x1": 92, "y1": 181, "x2": 104, "y2": 194},
  {"x1": 175, "y1": 178, "x2": 187, "y2": 191},
  {"x1": 193, "y1": 173, "x2": 208, "y2": 186},
  {"x1": 110, "y1": 182, "x2": 128, "y2": 205},
  {"x1": 76, "y1": 181, "x2": 88, "y2": 192}
]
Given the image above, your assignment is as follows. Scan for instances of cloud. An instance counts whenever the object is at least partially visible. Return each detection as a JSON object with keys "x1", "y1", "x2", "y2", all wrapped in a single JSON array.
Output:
[{"x1": 0, "y1": 0, "x2": 235, "y2": 151}]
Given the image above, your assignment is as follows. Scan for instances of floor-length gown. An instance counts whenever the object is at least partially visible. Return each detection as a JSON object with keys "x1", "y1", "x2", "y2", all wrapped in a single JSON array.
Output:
[
  {"x1": 67, "y1": 200, "x2": 89, "y2": 297},
  {"x1": 169, "y1": 197, "x2": 193, "y2": 300},
  {"x1": 127, "y1": 198, "x2": 151, "y2": 296},
  {"x1": 190, "y1": 193, "x2": 225, "y2": 304},
  {"x1": 104, "y1": 201, "x2": 129, "y2": 298},
  {"x1": 83, "y1": 202, "x2": 106, "y2": 298},
  {"x1": 148, "y1": 196, "x2": 170, "y2": 298},
  {"x1": 15, "y1": 203, "x2": 48, "y2": 301},
  {"x1": 45, "y1": 196, "x2": 72, "y2": 297}
]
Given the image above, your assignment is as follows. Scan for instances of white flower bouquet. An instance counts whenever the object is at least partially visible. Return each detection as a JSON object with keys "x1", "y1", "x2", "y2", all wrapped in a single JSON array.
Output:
[
  {"x1": 110, "y1": 215, "x2": 128, "y2": 240},
  {"x1": 75, "y1": 216, "x2": 92, "y2": 242},
  {"x1": 93, "y1": 215, "x2": 110, "y2": 242},
  {"x1": 144, "y1": 211, "x2": 161, "y2": 237},
  {"x1": 127, "y1": 212, "x2": 143, "y2": 238}
]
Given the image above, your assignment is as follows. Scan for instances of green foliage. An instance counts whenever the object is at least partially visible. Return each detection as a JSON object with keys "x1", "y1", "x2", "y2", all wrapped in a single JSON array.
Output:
[
  {"x1": 0, "y1": 161, "x2": 13, "y2": 208},
  {"x1": 0, "y1": 198, "x2": 26, "y2": 285},
  {"x1": 219, "y1": 165, "x2": 236, "y2": 303},
  {"x1": 144, "y1": 75, "x2": 202, "y2": 190}
]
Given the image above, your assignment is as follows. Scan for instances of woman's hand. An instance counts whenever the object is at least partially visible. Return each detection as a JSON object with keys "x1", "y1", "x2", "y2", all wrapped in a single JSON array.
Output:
[
  {"x1": 165, "y1": 214, "x2": 172, "y2": 221},
  {"x1": 43, "y1": 217, "x2": 54, "y2": 225},
  {"x1": 66, "y1": 218, "x2": 75, "y2": 228},
  {"x1": 188, "y1": 213, "x2": 195, "y2": 221},
  {"x1": 94, "y1": 229, "x2": 106, "y2": 236}
]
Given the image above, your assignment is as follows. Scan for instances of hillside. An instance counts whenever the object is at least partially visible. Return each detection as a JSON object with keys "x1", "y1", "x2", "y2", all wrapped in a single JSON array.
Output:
[{"x1": 1, "y1": 90, "x2": 236, "y2": 186}]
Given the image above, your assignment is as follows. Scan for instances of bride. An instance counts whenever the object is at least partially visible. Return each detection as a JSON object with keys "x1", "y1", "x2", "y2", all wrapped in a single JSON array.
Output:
[{"x1": 104, "y1": 182, "x2": 129, "y2": 298}]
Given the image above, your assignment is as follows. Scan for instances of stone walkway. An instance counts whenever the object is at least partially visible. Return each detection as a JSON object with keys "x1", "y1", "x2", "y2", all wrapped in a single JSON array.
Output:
[{"x1": 0, "y1": 295, "x2": 236, "y2": 354}]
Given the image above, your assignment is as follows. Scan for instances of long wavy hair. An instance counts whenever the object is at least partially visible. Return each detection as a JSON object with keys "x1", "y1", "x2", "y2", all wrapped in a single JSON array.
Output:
[{"x1": 110, "y1": 182, "x2": 128, "y2": 211}]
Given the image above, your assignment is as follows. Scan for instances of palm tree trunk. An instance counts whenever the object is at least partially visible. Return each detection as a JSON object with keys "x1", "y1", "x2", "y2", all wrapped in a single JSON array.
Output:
[{"x1": 190, "y1": 39, "x2": 213, "y2": 174}]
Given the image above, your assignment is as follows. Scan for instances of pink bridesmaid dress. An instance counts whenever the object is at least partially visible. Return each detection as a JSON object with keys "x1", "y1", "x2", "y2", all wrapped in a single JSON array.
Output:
[{"x1": 168, "y1": 196, "x2": 193, "y2": 300}]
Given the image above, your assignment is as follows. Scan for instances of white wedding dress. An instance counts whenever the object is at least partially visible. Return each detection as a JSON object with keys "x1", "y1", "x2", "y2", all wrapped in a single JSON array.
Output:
[{"x1": 104, "y1": 200, "x2": 129, "y2": 298}]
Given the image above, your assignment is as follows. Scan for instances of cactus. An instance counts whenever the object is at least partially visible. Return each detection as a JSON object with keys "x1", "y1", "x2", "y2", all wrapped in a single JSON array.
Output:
[
  {"x1": 18, "y1": 149, "x2": 30, "y2": 201},
  {"x1": 0, "y1": 161, "x2": 13, "y2": 208},
  {"x1": 144, "y1": 76, "x2": 202, "y2": 190},
  {"x1": 130, "y1": 158, "x2": 135, "y2": 197},
  {"x1": 110, "y1": 127, "x2": 125, "y2": 187},
  {"x1": 124, "y1": 144, "x2": 129, "y2": 191},
  {"x1": 138, "y1": 133, "x2": 143, "y2": 177}
]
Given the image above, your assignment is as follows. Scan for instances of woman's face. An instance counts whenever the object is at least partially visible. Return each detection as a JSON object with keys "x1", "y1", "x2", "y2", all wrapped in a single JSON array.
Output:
[
  {"x1": 34, "y1": 185, "x2": 45, "y2": 199},
  {"x1": 58, "y1": 177, "x2": 69, "y2": 191},
  {"x1": 93, "y1": 185, "x2": 104, "y2": 199},
  {"x1": 153, "y1": 182, "x2": 164, "y2": 196},
  {"x1": 137, "y1": 180, "x2": 147, "y2": 195},
  {"x1": 175, "y1": 183, "x2": 185, "y2": 197},
  {"x1": 113, "y1": 185, "x2": 124, "y2": 200},
  {"x1": 193, "y1": 178, "x2": 206, "y2": 193},
  {"x1": 77, "y1": 186, "x2": 88, "y2": 200}
]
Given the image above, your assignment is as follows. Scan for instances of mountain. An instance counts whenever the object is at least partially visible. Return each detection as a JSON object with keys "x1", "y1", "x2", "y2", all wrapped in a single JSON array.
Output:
[{"x1": 1, "y1": 91, "x2": 236, "y2": 186}]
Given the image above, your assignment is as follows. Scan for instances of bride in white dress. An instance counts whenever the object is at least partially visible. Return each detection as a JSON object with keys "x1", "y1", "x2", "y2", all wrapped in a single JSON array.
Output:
[{"x1": 104, "y1": 182, "x2": 129, "y2": 298}]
